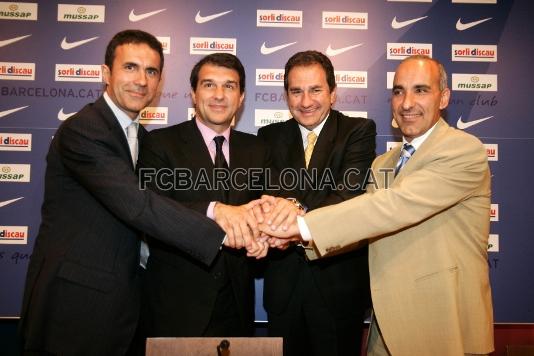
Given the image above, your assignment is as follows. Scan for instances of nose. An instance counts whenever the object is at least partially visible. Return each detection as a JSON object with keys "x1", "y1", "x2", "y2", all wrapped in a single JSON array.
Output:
[
  {"x1": 401, "y1": 91, "x2": 414, "y2": 110},
  {"x1": 213, "y1": 85, "x2": 224, "y2": 100},
  {"x1": 135, "y1": 70, "x2": 148, "y2": 86},
  {"x1": 301, "y1": 91, "x2": 313, "y2": 107}
]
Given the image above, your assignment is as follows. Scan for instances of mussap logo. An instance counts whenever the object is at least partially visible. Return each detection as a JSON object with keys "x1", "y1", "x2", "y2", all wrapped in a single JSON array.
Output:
[
  {"x1": 490, "y1": 203, "x2": 499, "y2": 222},
  {"x1": 55, "y1": 64, "x2": 101, "y2": 82},
  {"x1": 256, "y1": 69, "x2": 284, "y2": 86},
  {"x1": 255, "y1": 109, "x2": 291, "y2": 127},
  {"x1": 190, "y1": 37, "x2": 236, "y2": 55},
  {"x1": 156, "y1": 36, "x2": 171, "y2": 54},
  {"x1": 452, "y1": 74, "x2": 497, "y2": 91},
  {"x1": 484, "y1": 143, "x2": 498, "y2": 161},
  {"x1": 257, "y1": 9, "x2": 302, "y2": 28},
  {"x1": 0, "y1": 164, "x2": 30, "y2": 182},
  {"x1": 0, "y1": 226, "x2": 28, "y2": 244},
  {"x1": 452, "y1": 45, "x2": 497, "y2": 62},
  {"x1": 57, "y1": 4, "x2": 105, "y2": 23},
  {"x1": 0, "y1": 62, "x2": 35, "y2": 80},
  {"x1": 0, "y1": 2, "x2": 37, "y2": 20},
  {"x1": 322, "y1": 11, "x2": 367, "y2": 30},
  {"x1": 387, "y1": 43, "x2": 432, "y2": 60},
  {"x1": 335, "y1": 71, "x2": 367, "y2": 88},
  {"x1": 340, "y1": 111, "x2": 367, "y2": 119},
  {"x1": 140, "y1": 107, "x2": 168, "y2": 125},
  {"x1": 0, "y1": 133, "x2": 31, "y2": 151},
  {"x1": 488, "y1": 234, "x2": 499, "y2": 252}
]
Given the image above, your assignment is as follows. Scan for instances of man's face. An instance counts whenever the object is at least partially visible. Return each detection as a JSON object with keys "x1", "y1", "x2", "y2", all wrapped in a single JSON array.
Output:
[
  {"x1": 286, "y1": 64, "x2": 336, "y2": 130},
  {"x1": 391, "y1": 58, "x2": 450, "y2": 142},
  {"x1": 191, "y1": 64, "x2": 244, "y2": 133},
  {"x1": 102, "y1": 43, "x2": 162, "y2": 119}
]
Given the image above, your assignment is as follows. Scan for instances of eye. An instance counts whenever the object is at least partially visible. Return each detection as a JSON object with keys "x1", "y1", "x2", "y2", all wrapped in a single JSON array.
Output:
[
  {"x1": 392, "y1": 89, "x2": 402, "y2": 96},
  {"x1": 225, "y1": 83, "x2": 237, "y2": 90},
  {"x1": 311, "y1": 88, "x2": 322, "y2": 94},
  {"x1": 146, "y1": 69, "x2": 159, "y2": 77},
  {"x1": 289, "y1": 89, "x2": 302, "y2": 96}
]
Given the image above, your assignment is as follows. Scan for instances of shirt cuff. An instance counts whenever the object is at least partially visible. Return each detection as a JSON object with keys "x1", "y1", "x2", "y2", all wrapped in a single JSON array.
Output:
[
  {"x1": 207, "y1": 201, "x2": 216, "y2": 220},
  {"x1": 297, "y1": 215, "x2": 312, "y2": 241}
]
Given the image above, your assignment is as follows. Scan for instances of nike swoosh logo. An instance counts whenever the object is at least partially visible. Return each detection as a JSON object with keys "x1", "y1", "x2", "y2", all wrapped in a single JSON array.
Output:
[
  {"x1": 0, "y1": 106, "x2": 29, "y2": 118},
  {"x1": 61, "y1": 36, "x2": 99, "y2": 50},
  {"x1": 325, "y1": 43, "x2": 363, "y2": 57},
  {"x1": 58, "y1": 108, "x2": 77, "y2": 121},
  {"x1": 391, "y1": 16, "x2": 428, "y2": 29},
  {"x1": 0, "y1": 34, "x2": 31, "y2": 48},
  {"x1": 260, "y1": 41, "x2": 297, "y2": 55},
  {"x1": 456, "y1": 17, "x2": 492, "y2": 31},
  {"x1": 129, "y1": 8, "x2": 166, "y2": 22},
  {"x1": 456, "y1": 115, "x2": 493, "y2": 130},
  {"x1": 0, "y1": 197, "x2": 23, "y2": 208},
  {"x1": 195, "y1": 10, "x2": 232, "y2": 24}
]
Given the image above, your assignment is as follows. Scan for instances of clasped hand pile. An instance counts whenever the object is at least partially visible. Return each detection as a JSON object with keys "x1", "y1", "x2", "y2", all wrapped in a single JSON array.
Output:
[{"x1": 213, "y1": 195, "x2": 303, "y2": 259}]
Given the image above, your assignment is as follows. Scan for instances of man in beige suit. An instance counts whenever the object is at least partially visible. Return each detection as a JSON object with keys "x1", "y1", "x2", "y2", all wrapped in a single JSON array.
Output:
[{"x1": 261, "y1": 55, "x2": 494, "y2": 355}]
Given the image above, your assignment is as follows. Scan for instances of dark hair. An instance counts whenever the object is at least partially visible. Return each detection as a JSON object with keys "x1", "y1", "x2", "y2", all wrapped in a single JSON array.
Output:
[
  {"x1": 105, "y1": 29, "x2": 164, "y2": 70},
  {"x1": 190, "y1": 53, "x2": 246, "y2": 93},
  {"x1": 284, "y1": 50, "x2": 336, "y2": 92}
]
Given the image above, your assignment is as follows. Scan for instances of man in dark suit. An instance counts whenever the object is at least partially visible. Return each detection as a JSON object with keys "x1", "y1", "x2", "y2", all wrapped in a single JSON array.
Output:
[
  {"x1": 257, "y1": 51, "x2": 376, "y2": 355},
  {"x1": 137, "y1": 53, "x2": 269, "y2": 337},
  {"x1": 18, "y1": 30, "x2": 256, "y2": 356}
]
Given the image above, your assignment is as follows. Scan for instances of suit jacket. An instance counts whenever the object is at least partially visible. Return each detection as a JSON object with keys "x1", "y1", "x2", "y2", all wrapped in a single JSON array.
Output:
[
  {"x1": 257, "y1": 110, "x2": 376, "y2": 317},
  {"x1": 305, "y1": 119, "x2": 494, "y2": 355},
  {"x1": 137, "y1": 119, "x2": 271, "y2": 336},
  {"x1": 19, "y1": 97, "x2": 224, "y2": 356}
]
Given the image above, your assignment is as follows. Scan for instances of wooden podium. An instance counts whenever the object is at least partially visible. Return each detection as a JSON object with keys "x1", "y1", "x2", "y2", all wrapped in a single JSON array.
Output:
[{"x1": 146, "y1": 337, "x2": 283, "y2": 356}]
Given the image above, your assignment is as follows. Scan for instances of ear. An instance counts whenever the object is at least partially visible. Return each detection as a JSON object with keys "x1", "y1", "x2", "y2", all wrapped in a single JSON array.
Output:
[
  {"x1": 102, "y1": 64, "x2": 111, "y2": 85},
  {"x1": 330, "y1": 86, "x2": 337, "y2": 105},
  {"x1": 439, "y1": 88, "x2": 451, "y2": 110},
  {"x1": 190, "y1": 88, "x2": 197, "y2": 105},
  {"x1": 238, "y1": 92, "x2": 245, "y2": 107}
]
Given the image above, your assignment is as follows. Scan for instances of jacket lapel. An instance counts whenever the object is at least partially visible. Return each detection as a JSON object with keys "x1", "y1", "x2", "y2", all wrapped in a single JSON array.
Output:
[{"x1": 95, "y1": 96, "x2": 135, "y2": 169}]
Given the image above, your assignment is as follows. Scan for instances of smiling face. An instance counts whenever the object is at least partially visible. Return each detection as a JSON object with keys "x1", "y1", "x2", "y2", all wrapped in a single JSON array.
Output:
[
  {"x1": 191, "y1": 63, "x2": 244, "y2": 133},
  {"x1": 102, "y1": 42, "x2": 162, "y2": 119},
  {"x1": 286, "y1": 63, "x2": 336, "y2": 130},
  {"x1": 391, "y1": 58, "x2": 450, "y2": 142}
]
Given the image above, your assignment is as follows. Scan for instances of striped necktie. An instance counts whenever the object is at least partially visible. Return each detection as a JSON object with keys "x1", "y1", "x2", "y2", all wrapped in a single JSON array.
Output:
[{"x1": 394, "y1": 143, "x2": 415, "y2": 176}]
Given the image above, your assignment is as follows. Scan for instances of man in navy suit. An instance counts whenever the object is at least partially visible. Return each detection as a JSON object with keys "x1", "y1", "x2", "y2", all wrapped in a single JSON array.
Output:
[{"x1": 19, "y1": 30, "x2": 261, "y2": 356}]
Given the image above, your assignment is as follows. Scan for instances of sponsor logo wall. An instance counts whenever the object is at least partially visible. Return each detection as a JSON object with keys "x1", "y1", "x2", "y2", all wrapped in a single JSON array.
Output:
[{"x1": 1, "y1": 0, "x2": 532, "y2": 323}]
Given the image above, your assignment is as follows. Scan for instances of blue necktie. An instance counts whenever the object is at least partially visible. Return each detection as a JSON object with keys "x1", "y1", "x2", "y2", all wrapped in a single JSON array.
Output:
[{"x1": 395, "y1": 144, "x2": 415, "y2": 176}]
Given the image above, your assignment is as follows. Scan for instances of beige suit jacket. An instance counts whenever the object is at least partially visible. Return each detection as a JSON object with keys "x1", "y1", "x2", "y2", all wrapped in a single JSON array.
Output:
[{"x1": 305, "y1": 119, "x2": 494, "y2": 355}]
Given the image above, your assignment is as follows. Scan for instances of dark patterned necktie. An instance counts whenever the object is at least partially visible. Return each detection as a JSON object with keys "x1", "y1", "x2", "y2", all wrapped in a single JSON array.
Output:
[{"x1": 213, "y1": 136, "x2": 229, "y2": 203}]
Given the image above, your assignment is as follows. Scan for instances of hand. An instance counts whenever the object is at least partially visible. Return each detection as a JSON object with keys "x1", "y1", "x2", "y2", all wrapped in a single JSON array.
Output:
[
  {"x1": 216, "y1": 201, "x2": 261, "y2": 250},
  {"x1": 260, "y1": 195, "x2": 304, "y2": 232},
  {"x1": 246, "y1": 238, "x2": 270, "y2": 259}
]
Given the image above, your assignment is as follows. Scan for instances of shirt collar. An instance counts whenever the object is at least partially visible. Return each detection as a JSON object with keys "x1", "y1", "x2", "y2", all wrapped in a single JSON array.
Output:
[
  {"x1": 298, "y1": 112, "x2": 330, "y2": 145},
  {"x1": 402, "y1": 120, "x2": 438, "y2": 150},
  {"x1": 103, "y1": 92, "x2": 139, "y2": 132},
  {"x1": 195, "y1": 117, "x2": 231, "y2": 147}
]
